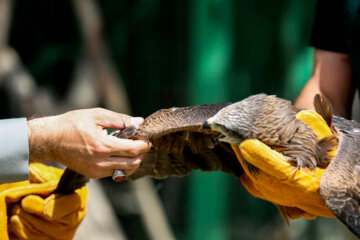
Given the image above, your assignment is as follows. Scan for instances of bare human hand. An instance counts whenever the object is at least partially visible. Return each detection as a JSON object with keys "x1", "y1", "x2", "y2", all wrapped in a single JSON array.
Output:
[{"x1": 27, "y1": 108, "x2": 151, "y2": 179}]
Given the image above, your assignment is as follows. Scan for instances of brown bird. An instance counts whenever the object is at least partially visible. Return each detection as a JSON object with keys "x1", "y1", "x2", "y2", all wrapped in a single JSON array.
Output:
[
  {"x1": 55, "y1": 94, "x2": 360, "y2": 238},
  {"x1": 203, "y1": 94, "x2": 337, "y2": 172}
]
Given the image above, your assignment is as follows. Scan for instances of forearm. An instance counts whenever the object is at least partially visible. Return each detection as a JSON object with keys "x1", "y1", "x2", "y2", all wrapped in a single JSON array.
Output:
[
  {"x1": 295, "y1": 76, "x2": 320, "y2": 110},
  {"x1": 295, "y1": 49, "x2": 354, "y2": 119}
]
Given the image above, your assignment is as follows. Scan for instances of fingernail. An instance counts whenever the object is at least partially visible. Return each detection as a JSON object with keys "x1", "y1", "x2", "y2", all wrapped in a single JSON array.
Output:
[{"x1": 131, "y1": 117, "x2": 144, "y2": 126}]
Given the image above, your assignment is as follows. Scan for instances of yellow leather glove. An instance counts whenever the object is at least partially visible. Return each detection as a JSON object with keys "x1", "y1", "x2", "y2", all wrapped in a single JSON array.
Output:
[
  {"x1": 232, "y1": 110, "x2": 337, "y2": 220},
  {"x1": 0, "y1": 163, "x2": 87, "y2": 240}
]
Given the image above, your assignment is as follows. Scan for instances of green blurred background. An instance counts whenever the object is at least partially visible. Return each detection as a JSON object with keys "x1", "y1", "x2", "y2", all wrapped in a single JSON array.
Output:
[{"x1": 1, "y1": 0, "x2": 355, "y2": 239}]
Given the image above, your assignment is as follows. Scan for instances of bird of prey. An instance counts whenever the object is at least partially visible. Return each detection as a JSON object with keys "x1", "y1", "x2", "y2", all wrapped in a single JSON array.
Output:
[
  {"x1": 55, "y1": 94, "x2": 360, "y2": 238},
  {"x1": 203, "y1": 94, "x2": 337, "y2": 172}
]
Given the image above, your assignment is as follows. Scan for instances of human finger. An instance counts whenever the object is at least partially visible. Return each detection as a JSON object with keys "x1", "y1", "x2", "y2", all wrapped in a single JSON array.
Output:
[
  {"x1": 92, "y1": 108, "x2": 133, "y2": 129},
  {"x1": 295, "y1": 110, "x2": 333, "y2": 139},
  {"x1": 99, "y1": 155, "x2": 143, "y2": 169},
  {"x1": 29, "y1": 163, "x2": 64, "y2": 183},
  {"x1": 233, "y1": 146, "x2": 298, "y2": 207},
  {"x1": 124, "y1": 117, "x2": 144, "y2": 128},
  {"x1": 109, "y1": 154, "x2": 144, "y2": 176},
  {"x1": 10, "y1": 204, "x2": 74, "y2": 239},
  {"x1": 9, "y1": 214, "x2": 51, "y2": 240},
  {"x1": 237, "y1": 140, "x2": 325, "y2": 186},
  {"x1": 296, "y1": 110, "x2": 337, "y2": 158},
  {"x1": 105, "y1": 137, "x2": 151, "y2": 157},
  {"x1": 86, "y1": 155, "x2": 143, "y2": 179},
  {"x1": 21, "y1": 193, "x2": 84, "y2": 225},
  {"x1": 232, "y1": 144, "x2": 333, "y2": 216},
  {"x1": 241, "y1": 166, "x2": 332, "y2": 217}
]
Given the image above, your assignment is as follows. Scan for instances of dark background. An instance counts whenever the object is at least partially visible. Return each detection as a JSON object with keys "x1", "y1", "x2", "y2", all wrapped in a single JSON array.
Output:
[{"x1": 1, "y1": 0, "x2": 354, "y2": 239}]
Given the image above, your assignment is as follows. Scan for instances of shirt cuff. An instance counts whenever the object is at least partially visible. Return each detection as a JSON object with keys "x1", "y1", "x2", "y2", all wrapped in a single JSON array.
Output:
[{"x1": 0, "y1": 118, "x2": 29, "y2": 184}]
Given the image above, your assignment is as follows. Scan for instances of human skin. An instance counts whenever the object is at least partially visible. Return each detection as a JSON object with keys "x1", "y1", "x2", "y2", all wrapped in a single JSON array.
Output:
[
  {"x1": 295, "y1": 49, "x2": 355, "y2": 118},
  {"x1": 27, "y1": 108, "x2": 151, "y2": 178}
]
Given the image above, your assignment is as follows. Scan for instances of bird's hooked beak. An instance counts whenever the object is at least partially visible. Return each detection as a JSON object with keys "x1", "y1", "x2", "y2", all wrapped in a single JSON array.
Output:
[
  {"x1": 202, "y1": 117, "x2": 227, "y2": 143},
  {"x1": 202, "y1": 117, "x2": 215, "y2": 130}
]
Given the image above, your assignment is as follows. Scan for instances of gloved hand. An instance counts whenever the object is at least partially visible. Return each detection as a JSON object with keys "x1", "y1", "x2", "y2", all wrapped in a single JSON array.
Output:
[
  {"x1": 0, "y1": 163, "x2": 87, "y2": 240},
  {"x1": 231, "y1": 110, "x2": 337, "y2": 219}
]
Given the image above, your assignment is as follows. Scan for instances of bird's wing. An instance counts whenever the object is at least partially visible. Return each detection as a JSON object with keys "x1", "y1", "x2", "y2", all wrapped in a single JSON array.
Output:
[
  {"x1": 55, "y1": 103, "x2": 243, "y2": 193},
  {"x1": 114, "y1": 103, "x2": 243, "y2": 180},
  {"x1": 320, "y1": 116, "x2": 360, "y2": 238}
]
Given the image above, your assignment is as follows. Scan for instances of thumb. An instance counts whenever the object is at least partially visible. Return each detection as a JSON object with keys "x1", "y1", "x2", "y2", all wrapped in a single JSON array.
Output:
[
  {"x1": 125, "y1": 117, "x2": 144, "y2": 128},
  {"x1": 95, "y1": 108, "x2": 143, "y2": 129}
]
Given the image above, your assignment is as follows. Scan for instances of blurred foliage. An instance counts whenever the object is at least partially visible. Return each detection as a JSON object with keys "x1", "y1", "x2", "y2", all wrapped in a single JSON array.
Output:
[
  {"x1": 10, "y1": 1, "x2": 80, "y2": 98},
  {"x1": 4, "y1": 0, "x2": 354, "y2": 239}
]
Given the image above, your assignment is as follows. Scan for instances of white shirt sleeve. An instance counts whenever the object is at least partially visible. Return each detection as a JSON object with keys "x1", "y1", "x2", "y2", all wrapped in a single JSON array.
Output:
[{"x1": 0, "y1": 118, "x2": 29, "y2": 184}]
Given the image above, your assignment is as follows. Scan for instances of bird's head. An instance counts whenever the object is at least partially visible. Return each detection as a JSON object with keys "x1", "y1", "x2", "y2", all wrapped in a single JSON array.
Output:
[
  {"x1": 202, "y1": 94, "x2": 284, "y2": 145},
  {"x1": 203, "y1": 109, "x2": 253, "y2": 146}
]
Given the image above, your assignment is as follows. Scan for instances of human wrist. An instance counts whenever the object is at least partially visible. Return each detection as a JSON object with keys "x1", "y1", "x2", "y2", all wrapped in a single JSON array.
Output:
[{"x1": 27, "y1": 116, "x2": 60, "y2": 163}]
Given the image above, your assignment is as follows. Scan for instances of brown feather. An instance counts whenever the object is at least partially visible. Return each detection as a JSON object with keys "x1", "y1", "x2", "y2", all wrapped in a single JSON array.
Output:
[
  {"x1": 111, "y1": 103, "x2": 246, "y2": 179},
  {"x1": 320, "y1": 116, "x2": 360, "y2": 238},
  {"x1": 313, "y1": 93, "x2": 333, "y2": 127},
  {"x1": 312, "y1": 94, "x2": 338, "y2": 167}
]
